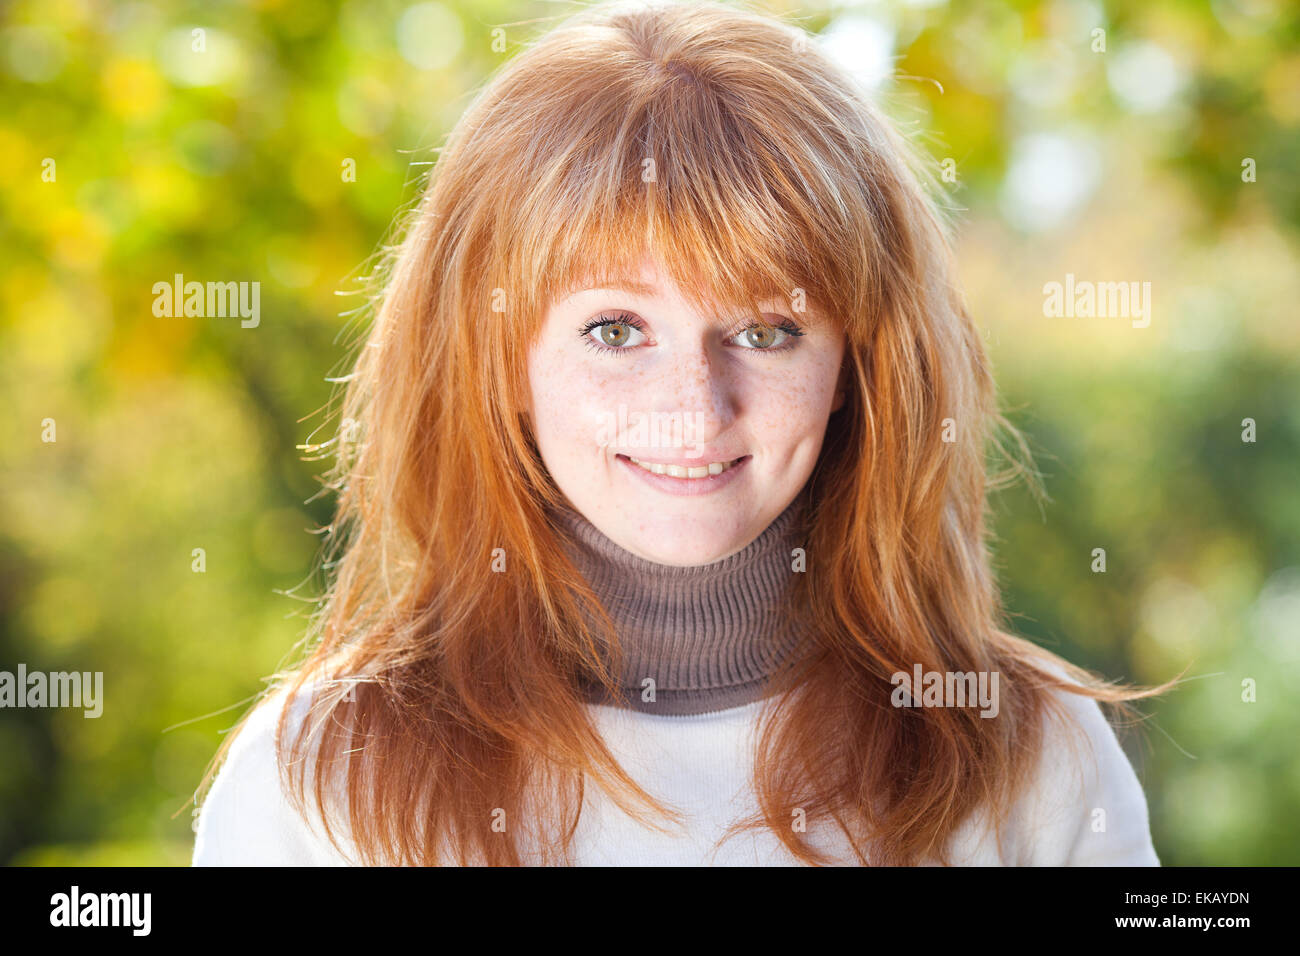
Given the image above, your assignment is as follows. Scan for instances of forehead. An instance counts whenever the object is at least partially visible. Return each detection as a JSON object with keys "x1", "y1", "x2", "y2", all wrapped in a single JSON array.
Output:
[
  {"x1": 554, "y1": 254, "x2": 665, "y2": 300},
  {"x1": 554, "y1": 266, "x2": 793, "y2": 316},
  {"x1": 546, "y1": 247, "x2": 829, "y2": 326},
  {"x1": 551, "y1": 287, "x2": 801, "y2": 332}
]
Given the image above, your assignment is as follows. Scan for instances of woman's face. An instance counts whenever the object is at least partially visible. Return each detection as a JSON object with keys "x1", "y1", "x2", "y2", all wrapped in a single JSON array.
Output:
[{"x1": 526, "y1": 254, "x2": 846, "y2": 566}]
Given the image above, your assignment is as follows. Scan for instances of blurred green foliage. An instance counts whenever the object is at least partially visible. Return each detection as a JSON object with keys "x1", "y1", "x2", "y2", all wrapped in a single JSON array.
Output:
[{"x1": 0, "y1": 0, "x2": 1296, "y2": 865}]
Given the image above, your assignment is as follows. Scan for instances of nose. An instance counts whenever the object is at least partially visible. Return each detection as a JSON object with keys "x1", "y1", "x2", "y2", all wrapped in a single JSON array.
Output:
[{"x1": 646, "y1": 340, "x2": 736, "y2": 452}]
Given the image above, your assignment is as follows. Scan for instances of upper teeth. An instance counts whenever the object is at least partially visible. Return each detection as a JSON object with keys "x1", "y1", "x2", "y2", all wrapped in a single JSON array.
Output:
[{"x1": 627, "y1": 456, "x2": 739, "y2": 478}]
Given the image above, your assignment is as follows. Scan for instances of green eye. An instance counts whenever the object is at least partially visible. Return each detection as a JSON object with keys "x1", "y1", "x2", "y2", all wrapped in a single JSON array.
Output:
[
  {"x1": 597, "y1": 323, "x2": 634, "y2": 347},
  {"x1": 577, "y1": 312, "x2": 807, "y2": 356},
  {"x1": 734, "y1": 323, "x2": 783, "y2": 349},
  {"x1": 730, "y1": 319, "x2": 806, "y2": 351},
  {"x1": 578, "y1": 311, "x2": 649, "y2": 356}
]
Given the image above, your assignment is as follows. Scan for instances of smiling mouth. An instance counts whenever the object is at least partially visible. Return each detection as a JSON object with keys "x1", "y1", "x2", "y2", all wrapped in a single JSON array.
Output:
[{"x1": 616, "y1": 454, "x2": 748, "y2": 478}]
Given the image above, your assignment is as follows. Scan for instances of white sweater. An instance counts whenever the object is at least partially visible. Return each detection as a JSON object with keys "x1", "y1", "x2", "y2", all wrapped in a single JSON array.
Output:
[{"x1": 191, "y1": 680, "x2": 1161, "y2": 866}]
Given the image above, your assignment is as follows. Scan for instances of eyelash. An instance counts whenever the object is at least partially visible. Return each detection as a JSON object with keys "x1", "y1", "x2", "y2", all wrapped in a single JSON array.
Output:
[{"x1": 578, "y1": 310, "x2": 807, "y2": 357}]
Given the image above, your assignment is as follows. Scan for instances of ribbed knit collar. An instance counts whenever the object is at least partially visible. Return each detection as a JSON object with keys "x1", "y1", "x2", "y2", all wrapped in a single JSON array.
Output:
[{"x1": 548, "y1": 493, "x2": 810, "y2": 716}]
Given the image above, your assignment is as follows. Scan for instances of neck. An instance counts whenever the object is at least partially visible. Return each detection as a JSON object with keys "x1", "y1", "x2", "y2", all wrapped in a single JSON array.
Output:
[{"x1": 547, "y1": 494, "x2": 811, "y2": 716}]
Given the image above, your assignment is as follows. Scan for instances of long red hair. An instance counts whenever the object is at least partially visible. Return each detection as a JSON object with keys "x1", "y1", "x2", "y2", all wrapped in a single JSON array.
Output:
[{"x1": 198, "y1": 0, "x2": 1176, "y2": 865}]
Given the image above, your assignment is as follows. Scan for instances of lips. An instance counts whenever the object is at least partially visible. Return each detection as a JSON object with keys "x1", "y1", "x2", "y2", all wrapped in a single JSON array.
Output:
[
  {"x1": 615, "y1": 453, "x2": 752, "y2": 496},
  {"x1": 620, "y1": 454, "x2": 746, "y2": 478},
  {"x1": 614, "y1": 451, "x2": 746, "y2": 466}
]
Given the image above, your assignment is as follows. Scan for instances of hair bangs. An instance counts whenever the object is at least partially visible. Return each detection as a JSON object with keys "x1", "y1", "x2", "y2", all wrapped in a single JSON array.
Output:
[{"x1": 512, "y1": 69, "x2": 852, "y2": 334}]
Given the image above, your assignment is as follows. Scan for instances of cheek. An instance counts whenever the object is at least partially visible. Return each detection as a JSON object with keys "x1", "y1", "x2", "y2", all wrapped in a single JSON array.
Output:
[
  {"x1": 528, "y1": 350, "x2": 616, "y2": 456},
  {"x1": 746, "y1": 362, "x2": 835, "y2": 441}
]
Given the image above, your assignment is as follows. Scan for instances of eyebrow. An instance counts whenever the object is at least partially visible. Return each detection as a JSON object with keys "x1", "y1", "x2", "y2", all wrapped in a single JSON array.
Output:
[
  {"x1": 558, "y1": 280, "x2": 659, "y2": 300},
  {"x1": 554, "y1": 275, "x2": 827, "y2": 329},
  {"x1": 559, "y1": 284, "x2": 797, "y2": 317}
]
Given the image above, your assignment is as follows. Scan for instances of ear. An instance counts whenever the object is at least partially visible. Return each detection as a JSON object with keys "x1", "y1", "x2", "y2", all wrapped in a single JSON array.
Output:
[{"x1": 830, "y1": 360, "x2": 848, "y2": 413}]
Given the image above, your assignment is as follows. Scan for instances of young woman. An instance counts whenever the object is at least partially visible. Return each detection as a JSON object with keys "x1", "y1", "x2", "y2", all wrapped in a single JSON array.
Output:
[{"x1": 192, "y1": 0, "x2": 1174, "y2": 866}]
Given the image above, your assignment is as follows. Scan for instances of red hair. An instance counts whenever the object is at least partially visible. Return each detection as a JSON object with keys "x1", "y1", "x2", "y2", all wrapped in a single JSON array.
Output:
[{"x1": 198, "y1": 0, "x2": 1176, "y2": 865}]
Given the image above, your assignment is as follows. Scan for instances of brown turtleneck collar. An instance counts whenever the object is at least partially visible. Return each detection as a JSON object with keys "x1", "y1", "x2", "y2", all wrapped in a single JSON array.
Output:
[{"x1": 547, "y1": 493, "x2": 811, "y2": 716}]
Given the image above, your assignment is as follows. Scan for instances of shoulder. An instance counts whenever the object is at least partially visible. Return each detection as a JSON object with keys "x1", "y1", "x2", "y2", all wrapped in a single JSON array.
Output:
[
  {"x1": 947, "y1": 659, "x2": 1160, "y2": 866},
  {"x1": 1011, "y1": 661, "x2": 1160, "y2": 865},
  {"x1": 191, "y1": 682, "x2": 359, "y2": 866}
]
